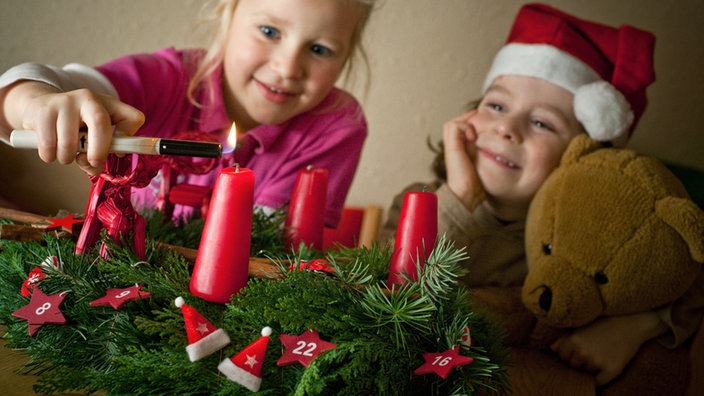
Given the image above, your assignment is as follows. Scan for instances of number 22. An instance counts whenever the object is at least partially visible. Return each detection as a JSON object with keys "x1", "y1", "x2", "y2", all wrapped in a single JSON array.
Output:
[{"x1": 292, "y1": 341, "x2": 317, "y2": 356}]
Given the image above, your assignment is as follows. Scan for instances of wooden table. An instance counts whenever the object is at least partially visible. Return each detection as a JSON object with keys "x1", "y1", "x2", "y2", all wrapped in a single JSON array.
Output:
[{"x1": 1, "y1": 326, "x2": 38, "y2": 396}]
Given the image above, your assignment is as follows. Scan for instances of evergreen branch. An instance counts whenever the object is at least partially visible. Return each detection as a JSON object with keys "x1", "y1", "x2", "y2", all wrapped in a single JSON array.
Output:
[
  {"x1": 357, "y1": 283, "x2": 436, "y2": 349},
  {"x1": 417, "y1": 234, "x2": 469, "y2": 303}
]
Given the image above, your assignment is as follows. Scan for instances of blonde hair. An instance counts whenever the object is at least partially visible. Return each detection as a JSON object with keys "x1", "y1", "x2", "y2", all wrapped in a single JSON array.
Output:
[{"x1": 187, "y1": 0, "x2": 377, "y2": 108}]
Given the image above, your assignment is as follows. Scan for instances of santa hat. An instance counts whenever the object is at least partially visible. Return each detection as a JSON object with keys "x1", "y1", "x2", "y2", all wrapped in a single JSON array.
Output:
[
  {"x1": 218, "y1": 327, "x2": 272, "y2": 392},
  {"x1": 483, "y1": 3, "x2": 655, "y2": 145},
  {"x1": 174, "y1": 296, "x2": 231, "y2": 362}
]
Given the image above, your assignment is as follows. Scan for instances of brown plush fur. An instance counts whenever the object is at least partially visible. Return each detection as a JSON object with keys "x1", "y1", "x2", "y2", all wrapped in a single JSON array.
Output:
[{"x1": 475, "y1": 135, "x2": 704, "y2": 395}]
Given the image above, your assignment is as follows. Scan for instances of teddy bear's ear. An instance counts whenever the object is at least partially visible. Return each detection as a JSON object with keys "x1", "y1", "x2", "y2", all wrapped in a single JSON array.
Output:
[
  {"x1": 560, "y1": 134, "x2": 604, "y2": 166},
  {"x1": 656, "y1": 197, "x2": 704, "y2": 263}
]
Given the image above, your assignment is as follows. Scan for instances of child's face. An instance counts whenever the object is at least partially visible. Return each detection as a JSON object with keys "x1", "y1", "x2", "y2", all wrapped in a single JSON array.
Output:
[
  {"x1": 468, "y1": 75, "x2": 585, "y2": 210},
  {"x1": 222, "y1": 0, "x2": 364, "y2": 131}
]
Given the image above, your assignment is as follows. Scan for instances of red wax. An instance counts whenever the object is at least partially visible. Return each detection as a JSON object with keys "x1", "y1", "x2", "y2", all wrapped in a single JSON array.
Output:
[
  {"x1": 190, "y1": 167, "x2": 254, "y2": 303},
  {"x1": 284, "y1": 166, "x2": 328, "y2": 251},
  {"x1": 387, "y1": 191, "x2": 438, "y2": 285},
  {"x1": 323, "y1": 207, "x2": 365, "y2": 251}
]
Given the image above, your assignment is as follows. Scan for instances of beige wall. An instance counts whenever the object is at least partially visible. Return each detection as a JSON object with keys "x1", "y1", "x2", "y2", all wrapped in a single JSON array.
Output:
[{"x1": 1, "y1": 0, "x2": 703, "y2": 218}]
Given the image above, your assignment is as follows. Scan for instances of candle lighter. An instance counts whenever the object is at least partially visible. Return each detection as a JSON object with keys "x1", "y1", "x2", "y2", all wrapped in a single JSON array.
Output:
[{"x1": 9, "y1": 129, "x2": 222, "y2": 158}]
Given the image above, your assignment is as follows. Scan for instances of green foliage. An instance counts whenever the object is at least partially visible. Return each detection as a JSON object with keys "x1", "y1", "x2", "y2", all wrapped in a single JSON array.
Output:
[
  {"x1": 145, "y1": 206, "x2": 287, "y2": 255},
  {"x1": 0, "y1": 214, "x2": 509, "y2": 395}
]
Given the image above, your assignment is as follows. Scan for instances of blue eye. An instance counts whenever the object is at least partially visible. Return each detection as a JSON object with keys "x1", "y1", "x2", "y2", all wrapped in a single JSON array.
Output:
[
  {"x1": 487, "y1": 103, "x2": 503, "y2": 111},
  {"x1": 310, "y1": 44, "x2": 333, "y2": 57},
  {"x1": 532, "y1": 119, "x2": 555, "y2": 131},
  {"x1": 259, "y1": 25, "x2": 280, "y2": 39}
]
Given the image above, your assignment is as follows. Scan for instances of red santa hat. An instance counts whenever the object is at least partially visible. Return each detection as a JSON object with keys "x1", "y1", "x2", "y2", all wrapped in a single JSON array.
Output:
[
  {"x1": 483, "y1": 3, "x2": 655, "y2": 145},
  {"x1": 175, "y1": 296, "x2": 231, "y2": 362},
  {"x1": 218, "y1": 326, "x2": 272, "y2": 392}
]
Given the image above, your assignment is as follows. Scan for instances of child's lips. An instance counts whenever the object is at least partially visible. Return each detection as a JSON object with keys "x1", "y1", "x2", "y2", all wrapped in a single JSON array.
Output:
[
  {"x1": 256, "y1": 79, "x2": 297, "y2": 102},
  {"x1": 479, "y1": 148, "x2": 520, "y2": 169}
]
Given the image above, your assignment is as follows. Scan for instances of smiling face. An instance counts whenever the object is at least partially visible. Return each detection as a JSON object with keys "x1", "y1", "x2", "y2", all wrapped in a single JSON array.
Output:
[
  {"x1": 222, "y1": 0, "x2": 364, "y2": 132},
  {"x1": 468, "y1": 75, "x2": 585, "y2": 219}
]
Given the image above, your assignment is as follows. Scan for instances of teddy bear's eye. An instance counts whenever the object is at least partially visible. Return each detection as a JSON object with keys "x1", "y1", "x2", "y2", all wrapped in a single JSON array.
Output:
[
  {"x1": 542, "y1": 243, "x2": 552, "y2": 255},
  {"x1": 594, "y1": 271, "x2": 609, "y2": 284}
]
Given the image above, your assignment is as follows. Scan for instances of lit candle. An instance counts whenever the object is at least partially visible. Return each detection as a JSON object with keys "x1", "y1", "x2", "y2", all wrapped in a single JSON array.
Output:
[
  {"x1": 284, "y1": 165, "x2": 328, "y2": 251},
  {"x1": 387, "y1": 191, "x2": 438, "y2": 285},
  {"x1": 190, "y1": 165, "x2": 254, "y2": 303}
]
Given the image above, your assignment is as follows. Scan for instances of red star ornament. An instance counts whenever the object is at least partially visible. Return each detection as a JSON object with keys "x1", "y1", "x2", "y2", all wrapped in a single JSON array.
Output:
[
  {"x1": 413, "y1": 346, "x2": 474, "y2": 379},
  {"x1": 89, "y1": 284, "x2": 151, "y2": 310},
  {"x1": 12, "y1": 288, "x2": 68, "y2": 336},
  {"x1": 45, "y1": 213, "x2": 84, "y2": 233},
  {"x1": 277, "y1": 329, "x2": 337, "y2": 367}
]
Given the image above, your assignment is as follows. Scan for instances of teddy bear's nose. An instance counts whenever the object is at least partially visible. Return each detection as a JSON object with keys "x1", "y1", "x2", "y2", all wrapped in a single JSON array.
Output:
[{"x1": 538, "y1": 287, "x2": 553, "y2": 312}]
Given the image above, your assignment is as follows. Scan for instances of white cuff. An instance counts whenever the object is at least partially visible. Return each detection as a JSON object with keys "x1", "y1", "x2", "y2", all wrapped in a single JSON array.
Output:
[{"x1": 0, "y1": 62, "x2": 117, "y2": 97}]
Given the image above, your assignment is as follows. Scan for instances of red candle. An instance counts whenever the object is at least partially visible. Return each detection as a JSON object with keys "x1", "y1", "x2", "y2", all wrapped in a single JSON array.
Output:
[
  {"x1": 190, "y1": 166, "x2": 254, "y2": 303},
  {"x1": 323, "y1": 207, "x2": 365, "y2": 251},
  {"x1": 387, "y1": 191, "x2": 438, "y2": 285},
  {"x1": 284, "y1": 165, "x2": 328, "y2": 251}
]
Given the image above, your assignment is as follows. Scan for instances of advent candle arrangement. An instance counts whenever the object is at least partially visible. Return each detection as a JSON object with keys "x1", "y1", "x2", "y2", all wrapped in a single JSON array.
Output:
[
  {"x1": 190, "y1": 165, "x2": 254, "y2": 303},
  {"x1": 387, "y1": 191, "x2": 438, "y2": 285},
  {"x1": 284, "y1": 165, "x2": 328, "y2": 251}
]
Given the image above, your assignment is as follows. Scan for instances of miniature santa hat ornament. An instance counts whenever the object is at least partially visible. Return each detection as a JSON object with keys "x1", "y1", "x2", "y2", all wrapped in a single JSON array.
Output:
[
  {"x1": 483, "y1": 3, "x2": 656, "y2": 145},
  {"x1": 174, "y1": 296, "x2": 231, "y2": 362},
  {"x1": 218, "y1": 326, "x2": 272, "y2": 392}
]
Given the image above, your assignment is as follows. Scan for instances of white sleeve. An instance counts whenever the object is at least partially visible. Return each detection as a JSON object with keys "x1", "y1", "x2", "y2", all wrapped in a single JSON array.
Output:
[{"x1": 0, "y1": 62, "x2": 117, "y2": 97}]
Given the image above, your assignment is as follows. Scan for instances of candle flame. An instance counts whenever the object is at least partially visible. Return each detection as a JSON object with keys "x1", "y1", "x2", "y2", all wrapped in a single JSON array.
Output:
[{"x1": 223, "y1": 122, "x2": 238, "y2": 154}]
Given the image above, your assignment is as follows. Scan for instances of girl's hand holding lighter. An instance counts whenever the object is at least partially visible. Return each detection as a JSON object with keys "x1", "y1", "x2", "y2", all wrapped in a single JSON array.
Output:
[{"x1": 2, "y1": 80, "x2": 144, "y2": 175}]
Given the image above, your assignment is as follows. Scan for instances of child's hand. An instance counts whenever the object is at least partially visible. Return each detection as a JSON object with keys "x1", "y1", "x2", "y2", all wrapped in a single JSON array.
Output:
[
  {"x1": 5, "y1": 81, "x2": 144, "y2": 175},
  {"x1": 550, "y1": 311, "x2": 667, "y2": 386},
  {"x1": 443, "y1": 111, "x2": 485, "y2": 211}
]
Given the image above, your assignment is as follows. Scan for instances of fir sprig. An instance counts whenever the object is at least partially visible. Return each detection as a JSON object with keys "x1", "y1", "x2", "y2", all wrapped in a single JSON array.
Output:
[
  {"x1": 418, "y1": 234, "x2": 469, "y2": 303},
  {"x1": 358, "y1": 283, "x2": 436, "y2": 349}
]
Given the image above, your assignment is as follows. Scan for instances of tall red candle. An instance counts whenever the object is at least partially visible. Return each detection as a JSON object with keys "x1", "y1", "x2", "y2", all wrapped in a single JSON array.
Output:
[
  {"x1": 284, "y1": 165, "x2": 328, "y2": 251},
  {"x1": 190, "y1": 166, "x2": 254, "y2": 303},
  {"x1": 387, "y1": 191, "x2": 438, "y2": 285}
]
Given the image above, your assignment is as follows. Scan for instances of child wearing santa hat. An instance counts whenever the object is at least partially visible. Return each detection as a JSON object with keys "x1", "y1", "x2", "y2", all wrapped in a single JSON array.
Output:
[{"x1": 381, "y1": 2, "x2": 701, "y2": 388}]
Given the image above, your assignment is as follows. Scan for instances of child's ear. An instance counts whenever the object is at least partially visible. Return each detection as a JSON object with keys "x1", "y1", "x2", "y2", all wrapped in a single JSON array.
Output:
[{"x1": 560, "y1": 134, "x2": 602, "y2": 166}]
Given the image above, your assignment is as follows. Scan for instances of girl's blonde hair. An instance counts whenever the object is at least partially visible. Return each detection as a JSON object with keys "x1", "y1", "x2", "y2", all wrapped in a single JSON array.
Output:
[{"x1": 187, "y1": 0, "x2": 377, "y2": 108}]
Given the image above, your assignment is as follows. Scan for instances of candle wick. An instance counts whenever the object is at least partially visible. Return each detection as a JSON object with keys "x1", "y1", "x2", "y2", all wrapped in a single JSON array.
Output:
[
  {"x1": 306, "y1": 164, "x2": 314, "y2": 171},
  {"x1": 234, "y1": 163, "x2": 240, "y2": 171}
]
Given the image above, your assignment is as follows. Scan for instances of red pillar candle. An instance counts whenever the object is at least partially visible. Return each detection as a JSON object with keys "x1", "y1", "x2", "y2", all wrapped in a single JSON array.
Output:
[
  {"x1": 387, "y1": 191, "x2": 438, "y2": 285},
  {"x1": 284, "y1": 165, "x2": 328, "y2": 251},
  {"x1": 190, "y1": 166, "x2": 254, "y2": 303}
]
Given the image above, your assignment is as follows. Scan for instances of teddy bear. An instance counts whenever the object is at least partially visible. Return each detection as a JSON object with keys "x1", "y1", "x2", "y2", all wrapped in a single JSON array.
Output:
[{"x1": 473, "y1": 134, "x2": 704, "y2": 395}]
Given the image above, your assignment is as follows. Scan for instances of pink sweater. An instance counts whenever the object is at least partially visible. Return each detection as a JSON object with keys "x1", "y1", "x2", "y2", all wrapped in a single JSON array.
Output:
[{"x1": 96, "y1": 47, "x2": 367, "y2": 225}]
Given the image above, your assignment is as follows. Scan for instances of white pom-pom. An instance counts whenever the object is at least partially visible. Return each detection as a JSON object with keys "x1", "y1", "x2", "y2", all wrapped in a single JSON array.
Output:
[
  {"x1": 574, "y1": 81, "x2": 633, "y2": 142},
  {"x1": 175, "y1": 296, "x2": 185, "y2": 308},
  {"x1": 261, "y1": 326, "x2": 272, "y2": 337}
]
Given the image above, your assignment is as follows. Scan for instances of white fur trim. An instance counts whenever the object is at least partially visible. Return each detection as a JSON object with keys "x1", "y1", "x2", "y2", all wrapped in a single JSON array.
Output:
[
  {"x1": 218, "y1": 358, "x2": 262, "y2": 392},
  {"x1": 574, "y1": 81, "x2": 633, "y2": 143},
  {"x1": 185, "y1": 328, "x2": 231, "y2": 362},
  {"x1": 483, "y1": 43, "x2": 602, "y2": 93}
]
